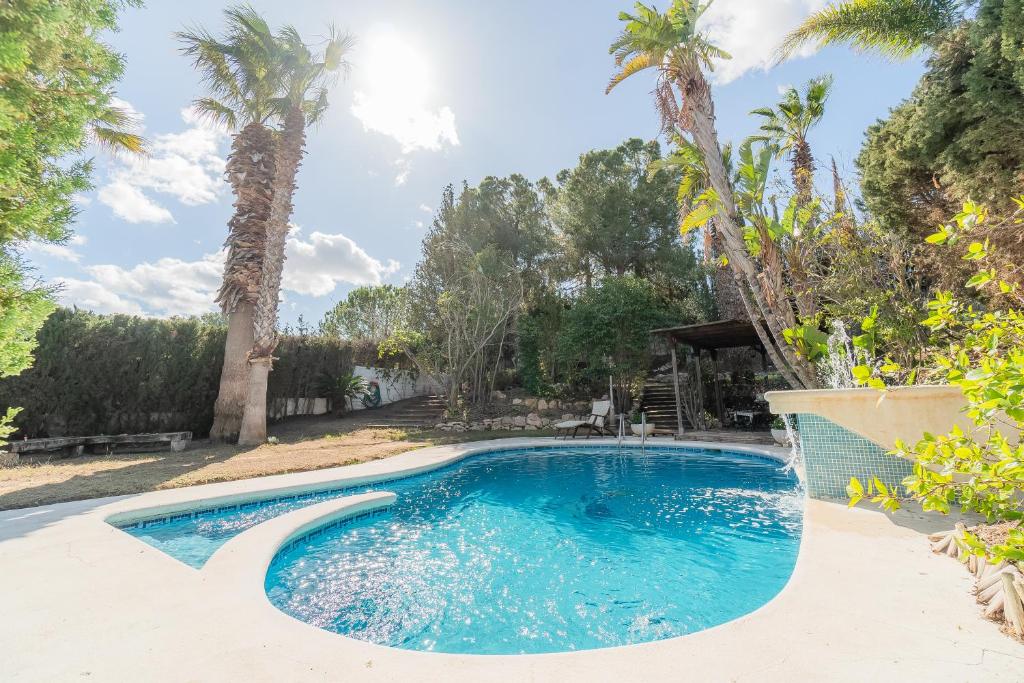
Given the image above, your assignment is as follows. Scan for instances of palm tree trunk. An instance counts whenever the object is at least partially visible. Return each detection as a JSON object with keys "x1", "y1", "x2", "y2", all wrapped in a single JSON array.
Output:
[
  {"x1": 238, "y1": 107, "x2": 305, "y2": 445},
  {"x1": 789, "y1": 139, "x2": 818, "y2": 320},
  {"x1": 683, "y1": 80, "x2": 818, "y2": 389},
  {"x1": 210, "y1": 122, "x2": 276, "y2": 441}
]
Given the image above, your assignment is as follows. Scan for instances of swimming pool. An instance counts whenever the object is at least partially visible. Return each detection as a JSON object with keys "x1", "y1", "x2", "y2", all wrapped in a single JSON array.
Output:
[
  {"x1": 116, "y1": 445, "x2": 802, "y2": 655},
  {"x1": 268, "y1": 446, "x2": 801, "y2": 654}
]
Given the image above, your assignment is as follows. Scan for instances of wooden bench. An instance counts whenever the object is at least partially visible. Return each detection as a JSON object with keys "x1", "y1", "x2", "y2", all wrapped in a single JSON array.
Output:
[{"x1": 7, "y1": 431, "x2": 192, "y2": 460}]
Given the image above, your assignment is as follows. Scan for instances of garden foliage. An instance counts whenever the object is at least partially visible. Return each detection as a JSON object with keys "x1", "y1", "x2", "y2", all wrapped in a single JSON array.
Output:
[
  {"x1": 849, "y1": 200, "x2": 1024, "y2": 563},
  {"x1": 0, "y1": 309, "x2": 356, "y2": 439}
]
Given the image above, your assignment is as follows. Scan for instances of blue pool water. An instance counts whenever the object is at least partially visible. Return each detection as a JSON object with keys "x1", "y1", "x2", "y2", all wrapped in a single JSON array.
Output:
[{"x1": 260, "y1": 446, "x2": 803, "y2": 654}]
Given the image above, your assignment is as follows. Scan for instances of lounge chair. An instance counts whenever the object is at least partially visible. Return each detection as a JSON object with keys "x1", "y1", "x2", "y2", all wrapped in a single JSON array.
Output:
[{"x1": 554, "y1": 400, "x2": 614, "y2": 439}]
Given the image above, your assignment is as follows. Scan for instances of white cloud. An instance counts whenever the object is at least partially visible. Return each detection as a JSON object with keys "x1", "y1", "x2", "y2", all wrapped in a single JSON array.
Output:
[
  {"x1": 56, "y1": 252, "x2": 225, "y2": 317},
  {"x1": 702, "y1": 1, "x2": 827, "y2": 84},
  {"x1": 23, "y1": 241, "x2": 83, "y2": 263},
  {"x1": 283, "y1": 231, "x2": 400, "y2": 296},
  {"x1": 69, "y1": 234, "x2": 88, "y2": 246},
  {"x1": 393, "y1": 158, "x2": 412, "y2": 186},
  {"x1": 98, "y1": 105, "x2": 229, "y2": 223},
  {"x1": 98, "y1": 180, "x2": 175, "y2": 224},
  {"x1": 350, "y1": 27, "x2": 458, "y2": 187},
  {"x1": 418, "y1": 203, "x2": 432, "y2": 213},
  {"x1": 57, "y1": 229, "x2": 395, "y2": 316},
  {"x1": 55, "y1": 278, "x2": 145, "y2": 316},
  {"x1": 352, "y1": 92, "x2": 459, "y2": 154}
]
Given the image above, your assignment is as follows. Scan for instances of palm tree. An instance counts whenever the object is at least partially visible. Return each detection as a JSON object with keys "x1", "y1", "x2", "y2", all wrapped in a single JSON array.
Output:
[
  {"x1": 778, "y1": 0, "x2": 967, "y2": 61},
  {"x1": 176, "y1": 6, "x2": 283, "y2": 442},
  {"x1": 748, "y1": 75, "x2": 832, "y2": 320},
  {"x1": 606, "y1": 0, "x2": 819, "y2": 389},
  {"x1": 238, "y1": 25, "x2": 352, "y2": 445},
  {"x1": 749, "y1": 75, "x2": 832, "y2": 205}
]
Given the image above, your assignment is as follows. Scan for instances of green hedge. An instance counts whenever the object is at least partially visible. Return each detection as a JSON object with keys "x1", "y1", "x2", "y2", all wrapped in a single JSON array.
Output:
[{"x1": 0, "y1": 309, "x2": 355, "y2": 439}]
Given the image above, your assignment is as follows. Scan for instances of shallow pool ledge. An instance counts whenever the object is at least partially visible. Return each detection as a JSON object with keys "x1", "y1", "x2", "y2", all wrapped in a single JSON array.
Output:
[
  {"x1": 201, "y1": 492, "x2": 396, "y2": 616},
  {"x1": 765, "y1": 386, "x2": 971, "y2": 500}
]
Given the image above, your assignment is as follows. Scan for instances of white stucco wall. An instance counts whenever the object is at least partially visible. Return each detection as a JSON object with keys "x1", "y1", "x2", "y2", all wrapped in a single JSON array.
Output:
[{"x1": 347, "y1": 365, "x2": 442, "y2": 411}]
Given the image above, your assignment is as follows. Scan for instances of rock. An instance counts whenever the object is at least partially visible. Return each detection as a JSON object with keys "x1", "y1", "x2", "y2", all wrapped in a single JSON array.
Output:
[
  {"x1": 562, "y1": 413, "x2": 574, "y2": 421},
  {"x1": 537, "y1": 399, "x2": 548, "y2": 411},
  {"x1": 492, "y1": 390, "x2": 507, "y2": 401},
  {"x1": 526, "y1": 398, "x2": 539, "y2": 409},
  {"x1": 513, "y1": 415, "x2": 527, "y2": 427},
  {"x1": 525, "y1": 425, "x2": 538, "y2": 430},
  {"x1": 501, "y1": 416, "x2": 513, "y2": 426},
  {"x1": 526, "y1": 412, "x2": 543, "y2": 427},
  {"x1": 548, "y1": 400, "x2": 559, "y2": 410},
  {"x1": 512, "y1": 398, "x2": 524, "y2": 405}
]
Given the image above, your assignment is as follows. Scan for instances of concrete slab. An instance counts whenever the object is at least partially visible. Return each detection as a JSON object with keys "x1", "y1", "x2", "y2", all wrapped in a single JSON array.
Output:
[{"x1": 0, "y1": 437, "x2": 1020, "y2": 682}]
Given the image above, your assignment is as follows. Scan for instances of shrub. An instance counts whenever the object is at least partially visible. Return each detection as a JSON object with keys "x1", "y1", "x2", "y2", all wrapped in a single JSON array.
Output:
[{"x1": 0, "y1": 309, "x2": 354, "y2": 438}]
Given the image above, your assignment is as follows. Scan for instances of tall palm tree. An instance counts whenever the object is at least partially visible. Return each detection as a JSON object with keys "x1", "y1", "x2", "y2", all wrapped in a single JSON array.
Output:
[
  {"x1": 238, "y1": 26, "x2": 353, "y2": 445},
  {"x1": 749, "y1": 75, "x2": 833, "y2": 206},
  {"x1": 607, "y1": 0, "x2": 819, "y2": 389},
  {"x1": 176, "y1": 6, "x2": 283, "y2": 442},
  {"x1": 778, "y1": 0, "x2": 967, "y2": 61},
  {"x1": 748, "y1": 75, "x2": 832, "y2": 320}
]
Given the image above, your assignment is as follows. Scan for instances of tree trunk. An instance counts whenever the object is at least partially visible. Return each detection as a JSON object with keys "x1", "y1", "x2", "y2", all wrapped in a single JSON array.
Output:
[
  {"x1": 210, "y1": 122, "x2": 276, "y2": 442},
  {"x1": 682, "y1": 76, "x2": 818, "y2": 389},
  {"x1": 239, "y1": 107, "x2": 306, "y2": 443},
  {"x1": 210, "y1": 301, "x2": 254, "y2": 441},
  {"x1": 238, "y1": 357, "x2": 271, "y2": 446}
]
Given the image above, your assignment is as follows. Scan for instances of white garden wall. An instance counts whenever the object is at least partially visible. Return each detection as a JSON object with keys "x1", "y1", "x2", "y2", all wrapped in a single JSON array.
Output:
[{"x1": 268, "y1": 366, "x2": 442, "y2": 420}]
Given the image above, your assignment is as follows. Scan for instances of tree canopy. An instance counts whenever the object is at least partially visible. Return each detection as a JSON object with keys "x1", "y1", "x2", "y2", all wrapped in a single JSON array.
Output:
[{"x1": 856, "y1": 0, "x2": 1024, "y2": 284}]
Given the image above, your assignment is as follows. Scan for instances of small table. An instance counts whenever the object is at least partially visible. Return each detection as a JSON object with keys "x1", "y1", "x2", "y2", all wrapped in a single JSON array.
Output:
[{"x1": 733, "y1": 410, "x2": 757, "y2": 428}]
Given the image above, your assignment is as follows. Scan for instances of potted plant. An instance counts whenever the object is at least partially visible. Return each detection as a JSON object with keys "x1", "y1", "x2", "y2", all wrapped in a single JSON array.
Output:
[
  {"x1": 630, "y1": 409, "x2": 655, "y2": 436},
  {"x1": 770, "y1": 415, "x2": 791, "y2": 446}
]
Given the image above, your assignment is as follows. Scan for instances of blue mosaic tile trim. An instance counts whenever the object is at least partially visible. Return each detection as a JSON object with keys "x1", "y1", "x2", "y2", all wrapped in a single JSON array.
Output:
[
  {"x1": 114, "y1": 444, "x2": 782, "y2": 530},
  {"x1": 268, "y1": 507, "x2": 392, "y2": 569},
  {"x1": 796, "y1": 413, "x2": 913, "y2": 500}
]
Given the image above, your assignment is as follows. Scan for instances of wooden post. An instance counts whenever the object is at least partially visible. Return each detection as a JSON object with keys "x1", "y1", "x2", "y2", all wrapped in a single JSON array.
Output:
[
  {"x1": 710, "y1": 349, "x2": 725, "y2": 427},
  {"x1": 670, "y1": 342, "x2": 685, "y2": 436},
  {"x1": 693, "y1": 348, "x2": 705, "y2": 430}
]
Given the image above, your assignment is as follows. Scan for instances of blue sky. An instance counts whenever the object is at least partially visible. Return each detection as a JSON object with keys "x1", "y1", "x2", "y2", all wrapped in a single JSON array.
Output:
[{"x1": 25, "y1": 0, "x2": 924, "y2": 326}]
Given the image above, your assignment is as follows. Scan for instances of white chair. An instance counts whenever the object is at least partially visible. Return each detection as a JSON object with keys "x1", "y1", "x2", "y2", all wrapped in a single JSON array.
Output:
[{"x1": 554, "y1": 400, "x2": 613, "y2": 439}]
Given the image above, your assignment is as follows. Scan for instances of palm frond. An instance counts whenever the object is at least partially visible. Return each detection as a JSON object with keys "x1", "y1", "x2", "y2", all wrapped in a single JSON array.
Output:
[
  {"x1": 90, "y1": 126, "x2": 147, "y2": 156},
  {"x1": 606, "y1": 52, "x2": 656, "y2": 93},
  {"x1": 191, "y1": 97, "x2": 239, "y2": 129},
  {"x1": 776, "y1": 0, "x2": 964, "y2": 61}
]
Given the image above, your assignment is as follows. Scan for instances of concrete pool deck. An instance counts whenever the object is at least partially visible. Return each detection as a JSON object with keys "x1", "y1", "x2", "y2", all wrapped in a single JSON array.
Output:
[{"x1": 1, "y1": 437, "x2": 1021, "y2": 682}]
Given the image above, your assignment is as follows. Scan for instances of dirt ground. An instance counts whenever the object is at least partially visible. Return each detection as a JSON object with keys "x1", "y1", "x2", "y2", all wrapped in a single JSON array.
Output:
[{"x1": 0, "y1": 414, "x2": 557, "y2": 511}]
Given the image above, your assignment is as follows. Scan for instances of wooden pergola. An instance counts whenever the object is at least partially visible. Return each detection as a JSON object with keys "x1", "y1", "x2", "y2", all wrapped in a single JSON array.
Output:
[{"x1": 650, "y1": 319, "x2": 769, "y2": 435}]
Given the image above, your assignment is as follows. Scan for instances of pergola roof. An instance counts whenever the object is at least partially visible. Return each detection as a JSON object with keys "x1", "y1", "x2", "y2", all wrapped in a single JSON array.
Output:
[{"x1": 651, "y1": 319, "x2": 763, "y2": 351}]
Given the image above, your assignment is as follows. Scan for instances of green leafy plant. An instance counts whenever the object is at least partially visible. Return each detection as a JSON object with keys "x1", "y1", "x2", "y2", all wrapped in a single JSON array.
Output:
[
  {"x1": 771, "y1": 415, "x2": 786, "y2": 430},
  {"x1": 849, "y1": 199, "x2": 1024, "y2": 563},
  {"x1": 316, "y1": 371, "x2": 369, "y2": 415}
]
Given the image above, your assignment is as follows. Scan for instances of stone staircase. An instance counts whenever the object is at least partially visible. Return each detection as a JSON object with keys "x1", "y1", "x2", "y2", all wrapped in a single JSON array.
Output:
[
  {"x1": 638, "y1": 379, "x2": 692, "y2": 434},
  {"x1": 357, "y1": 394, "x2": 447, "y2": 429}
]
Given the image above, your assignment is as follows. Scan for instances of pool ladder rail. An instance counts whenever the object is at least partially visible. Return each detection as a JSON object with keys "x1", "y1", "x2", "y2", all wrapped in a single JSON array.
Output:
[{"x1": 617, "y1": 412, "x2": 648, "y2": 450}]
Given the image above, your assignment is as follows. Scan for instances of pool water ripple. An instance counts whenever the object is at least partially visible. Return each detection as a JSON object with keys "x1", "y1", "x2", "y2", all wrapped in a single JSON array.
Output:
[{"x1": 260, "y1": 447, "x2": 802, "y2": 655}]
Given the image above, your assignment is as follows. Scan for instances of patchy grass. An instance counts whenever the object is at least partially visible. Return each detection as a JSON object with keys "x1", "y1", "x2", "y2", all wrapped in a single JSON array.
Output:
[{"x1": 0, "y1": 421, "x2": 559, "y2": 511}]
